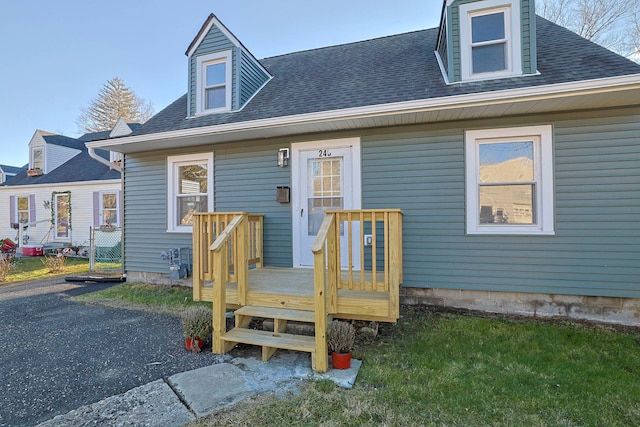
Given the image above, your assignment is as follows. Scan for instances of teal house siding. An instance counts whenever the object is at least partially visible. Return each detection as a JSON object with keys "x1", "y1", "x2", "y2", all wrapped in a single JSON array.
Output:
[
  {"x1": 360, "y1": 108, "x2": 640, "y2": 299},
  {"x1": 123, "y1": 140, "x2": 293, "y2": 275},
  {"x1": 123, "y1": 152, "x2": 175, "y2": 274},
  {"x1": 188, "y1": 26, "x2": 237, "y2": 116},
  {"x1": 239, "y1": 50, "x2": 271, "y2": 108},
  {"x1": 213, "y1": 141, "x2": 292, "y2": 267}
]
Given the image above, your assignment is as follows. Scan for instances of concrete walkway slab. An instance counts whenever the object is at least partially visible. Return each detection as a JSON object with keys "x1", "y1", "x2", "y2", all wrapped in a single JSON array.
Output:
[
  {"x1": 37, "y1": 380, "x2": 194, "y2": 427},
  {"x1": 313, "y1": 358, "x2": 362, "y2": 388},
  {"x1": 37, "y1": 351, "x2": 363, "y2": 426},
  {"x1": 168, "y1": 363, "x2": 253, "y2": 418}
]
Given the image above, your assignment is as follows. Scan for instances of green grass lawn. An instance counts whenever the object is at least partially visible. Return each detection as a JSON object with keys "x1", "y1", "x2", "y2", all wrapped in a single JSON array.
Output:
[
  {"x1": 1, "y1": 256, "x2": 90, "y2": 283},
  {"x1": 196, "y1": 308, "x2": 640, "y2": 426},
  {"x1": 72, "y1": 283, "x2": 640, "y2": 426},
  {"x1": 73, "y1": 282, "x2": 209, "y2": 314}
]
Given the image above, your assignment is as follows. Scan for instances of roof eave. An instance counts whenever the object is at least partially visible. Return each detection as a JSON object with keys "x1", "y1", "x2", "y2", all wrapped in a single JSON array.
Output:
[{"x1": 86, "y1": 74, "x2": 640, "y2": 154}]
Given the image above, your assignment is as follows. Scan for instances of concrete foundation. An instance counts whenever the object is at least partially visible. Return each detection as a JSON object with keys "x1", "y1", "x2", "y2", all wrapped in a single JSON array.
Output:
[{"x1": 401, "y1": 287, "x2": 640, "y2": 326}]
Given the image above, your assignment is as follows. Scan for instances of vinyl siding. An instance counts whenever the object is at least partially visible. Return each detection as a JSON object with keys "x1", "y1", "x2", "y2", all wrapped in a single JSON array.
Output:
[
  {"x1": 0, "y1": 181, "x2": 121, "y2": 247},
  {"x1": 188, "y1": 26, "x2": 237, "y2": 116},
  {"x1": 123, "y1": 141, "x2": 292, "y2": 274},
  {"x1": 360, "y1": 107, "x2": 640, "y2": 298},
  {"x1": 123, "y1": 106, "x2": 640, "y2": 299},
  {"x1": 239, "y1": 49, "x2": 270, "y2": 108},
  {"x1": 46, "y1": 145, "x2": 81, "y2": 174}
]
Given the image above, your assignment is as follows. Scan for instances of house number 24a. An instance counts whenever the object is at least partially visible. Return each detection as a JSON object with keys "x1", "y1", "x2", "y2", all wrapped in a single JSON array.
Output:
[{"x1": 318, "y1": 149, "x2": 332, "y2": 157}]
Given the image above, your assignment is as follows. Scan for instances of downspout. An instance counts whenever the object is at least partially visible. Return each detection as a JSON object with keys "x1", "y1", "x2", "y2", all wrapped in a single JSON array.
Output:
[{"x1": 87, "y1": 147, "x2": 122, "y2": 173}]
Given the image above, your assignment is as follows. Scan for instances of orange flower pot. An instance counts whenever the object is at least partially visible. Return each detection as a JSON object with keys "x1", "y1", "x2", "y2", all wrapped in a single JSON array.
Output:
[
  {"x1": 185, "y1": 337, "x2": 204, "y2": 352},
  {"x1": 331, "y1": 352, "x2": 352, "y2": 369}
]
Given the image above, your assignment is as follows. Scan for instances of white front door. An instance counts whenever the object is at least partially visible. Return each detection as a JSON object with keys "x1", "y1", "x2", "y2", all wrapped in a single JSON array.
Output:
[{"x1": 292, "y1": 138, "x2": 361, "y2": 267}]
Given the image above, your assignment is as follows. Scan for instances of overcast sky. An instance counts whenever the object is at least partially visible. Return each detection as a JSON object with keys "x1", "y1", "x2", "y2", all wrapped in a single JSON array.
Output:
[{"x1": 0, "y1": 1, "x2": 442, "y2": 167}]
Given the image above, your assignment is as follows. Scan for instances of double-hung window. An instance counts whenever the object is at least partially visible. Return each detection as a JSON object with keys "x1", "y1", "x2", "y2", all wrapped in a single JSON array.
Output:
[
  {"x1": 196, "y1": 51, "x2": 232, "y2": 114},
  {"x1": 17, "y1": 196, "x2": 30, "y2": 223},
  {"x1": 101, "y1": 192, "x2": 120, "y2": 226},
  {"x1": 460, "y1": 0, "x2": 522, "y2": 81},
  {"x1": 31, "y1": 148, "x2": 44, "y2": 170},
  {"x1": 167, "y1": 153, "x2": 214, "y2": 232},
  {"x1": 465, "y1": 125, "x2": 554, "y2": 235}
]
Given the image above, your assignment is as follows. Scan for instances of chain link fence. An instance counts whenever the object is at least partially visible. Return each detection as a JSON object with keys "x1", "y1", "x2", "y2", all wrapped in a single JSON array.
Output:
[{"x1": 89, "y1": 226, "x2": 123, "y2": 274}]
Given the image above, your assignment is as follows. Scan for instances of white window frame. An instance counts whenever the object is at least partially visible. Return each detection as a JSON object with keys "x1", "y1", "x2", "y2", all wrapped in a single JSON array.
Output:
[
  {"x1": 16, "y1": 196, "x2": 31, "y2": 224},
  {"x1": 459, "y1": 0, "x2": 522, "y2": 81},
  {"x1": 465, "y1": 125, "x2": 554, "y2": 235},
  {"x1": 100, "y1": 191, "x2": 120, "y2": 226},
  {"x1": 31, "y1": 147, "x2": 44, "y2": 171},
  {"x1": 195, "y1": 50, "x2": 233, "y2": 115},
  {"x1": 167, "y1": 153, "x2": 214, "y2": 233}
]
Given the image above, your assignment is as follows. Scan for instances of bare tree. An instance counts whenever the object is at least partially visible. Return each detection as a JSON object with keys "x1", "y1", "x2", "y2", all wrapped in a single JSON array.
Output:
[
  {"x1": 76, "y1": 77, "x2": 155, "y2": 133},
  {"x1": 538, "y1": 0, "x2": 640, "y2": 61}
]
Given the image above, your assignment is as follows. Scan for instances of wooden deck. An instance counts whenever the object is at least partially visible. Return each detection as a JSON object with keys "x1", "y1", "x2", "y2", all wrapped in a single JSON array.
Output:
[
  {"x1": 192, "y1": 210, "x2": 403, "y2": 372},
  {"x1": 198, "y1": 267, "x2": 394, "y2": 322}
]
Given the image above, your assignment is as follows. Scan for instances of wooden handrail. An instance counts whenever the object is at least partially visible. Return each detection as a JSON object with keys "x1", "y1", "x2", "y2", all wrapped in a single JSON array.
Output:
[
  {"x1": 311, "y1": 214, "x2": 335, "y2": 254},
  {"x1": 192, "y1": 213, "x2": 263, "y2": 302},
  {"x1": 210, "y1": 215, "x2": 245, "y2": 252}
]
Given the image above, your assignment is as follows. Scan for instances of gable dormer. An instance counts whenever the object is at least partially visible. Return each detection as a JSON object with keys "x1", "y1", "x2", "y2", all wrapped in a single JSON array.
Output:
[
  {"x1": 185, "y1": 14, "x2": 271, "y2": 117},
  {"x1": 435, "y1": 0, "x2": 537, "y2": 84},
  {"x1": 28, "y1": 130, "x2": 83, "y2": 175}
]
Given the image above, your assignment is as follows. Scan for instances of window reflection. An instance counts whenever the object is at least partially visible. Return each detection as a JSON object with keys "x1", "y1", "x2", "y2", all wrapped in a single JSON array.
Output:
[{"x1": 478, "y1": 141, "x2": 535, "y2": 225}]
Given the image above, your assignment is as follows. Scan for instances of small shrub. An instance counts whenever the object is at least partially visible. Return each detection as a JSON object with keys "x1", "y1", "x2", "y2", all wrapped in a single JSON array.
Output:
[
  {"x1": 42, "y1": 253, "x2": 66, "y2": 273},
  {"x1": 181, "y1": 306, "x2": 212, "y2": 352},
  {"x1": 327, "y1": 320, "x2": 356, "y2": 354},
  {"x1": 0, "y1": 256, "x2": 12, "y2": 281}
]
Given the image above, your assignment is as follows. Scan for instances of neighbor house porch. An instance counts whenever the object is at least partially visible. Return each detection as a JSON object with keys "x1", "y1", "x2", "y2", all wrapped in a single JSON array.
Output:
[{"x1": 191, "y1": 210, "x2": 403, "y2": 372}]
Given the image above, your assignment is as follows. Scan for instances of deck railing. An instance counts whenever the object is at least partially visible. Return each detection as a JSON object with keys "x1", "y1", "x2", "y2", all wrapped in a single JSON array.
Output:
[
  {"x1": 192, "y1": 212, "x2": 263, "y2": 302},
  {"x1": 314, "y1": 209, "x2": 403, "y2": 319}
]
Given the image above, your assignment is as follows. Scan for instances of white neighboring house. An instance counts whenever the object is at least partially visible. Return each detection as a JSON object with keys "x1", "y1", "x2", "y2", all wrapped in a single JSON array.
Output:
[{"x1": 0, "y1": 119, "x2": 136, "y2": 251}]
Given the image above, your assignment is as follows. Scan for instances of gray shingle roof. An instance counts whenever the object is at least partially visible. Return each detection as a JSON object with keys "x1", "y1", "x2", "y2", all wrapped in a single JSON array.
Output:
[
  {"x1": 42, "y1": 134, "x2": 86, "y2": 150},
  {"x1": 132, "y1": 16, "x2": 640, "y2": 137},
  {"x1": 3, "y1": 149, "x2": 119, "y2": 187},
  {"x1": 0, "y1": 164, "x2": 24, "y2": 175}
]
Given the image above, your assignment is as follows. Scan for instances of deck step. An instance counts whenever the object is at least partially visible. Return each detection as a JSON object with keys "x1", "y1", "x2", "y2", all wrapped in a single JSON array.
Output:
[
  {"x1": 221, "y1": 327, "x2": 315, "y2": 353},
  {"x1": 234, "y1": 305, "x2": 315, "y2": 323}
]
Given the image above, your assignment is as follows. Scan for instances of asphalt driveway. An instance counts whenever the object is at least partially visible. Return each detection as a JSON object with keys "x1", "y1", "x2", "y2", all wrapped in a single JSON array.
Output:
[{"x1": 0, "y1": 277, "x2": 225, "y2": 427}]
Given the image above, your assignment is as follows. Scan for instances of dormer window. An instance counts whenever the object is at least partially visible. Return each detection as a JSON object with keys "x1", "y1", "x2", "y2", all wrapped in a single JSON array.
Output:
[
  {"x1": 460, "y1": 0, "x2": 522, "y2": 81},
  {"x1": 31, "y1": 148, "x2": 44, "y2": 171},
  {"x1": 196, "y1": 51, "x2": 232, "y2": 114}
]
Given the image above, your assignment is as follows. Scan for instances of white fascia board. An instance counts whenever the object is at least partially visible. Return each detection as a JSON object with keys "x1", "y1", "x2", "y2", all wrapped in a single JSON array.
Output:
[{"x1": 86, "y1": 74, "x2": 640, "y2": 151}]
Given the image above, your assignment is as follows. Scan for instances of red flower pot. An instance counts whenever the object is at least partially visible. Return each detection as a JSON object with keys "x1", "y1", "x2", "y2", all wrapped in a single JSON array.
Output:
[
  {"x1": 331, "y1": 352, "x2": 352, "y2": 369},
  {"x1": 185, "y1": 337, "x2": 204, "y2": 352}
]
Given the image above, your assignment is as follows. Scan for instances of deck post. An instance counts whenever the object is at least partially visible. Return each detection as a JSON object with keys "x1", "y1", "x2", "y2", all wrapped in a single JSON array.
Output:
[
  {"x1": 211, "y1": 240, "x2": 228, "y2": 354},
  {"x1": 313, "y1": 248, "x2": 328, "y2": 373},
  {"x1": 237, "y1": 214, "x2": 248, "y2": 306},
  {"x1": 192, "y1": 215, "x2": 202, "y2": 301},
  {"x1": 255, "y1": 216, "x2": 263, "y2": 268},
  {"x1": 388, "y1": 211, "x2": 402, "y2": 319},
  {"x1": 312, "y1": 215, "x2": 335, "y2": 373},
  {"x1": 327, "y1": 215, "x2": 338, "y2": 314}
]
